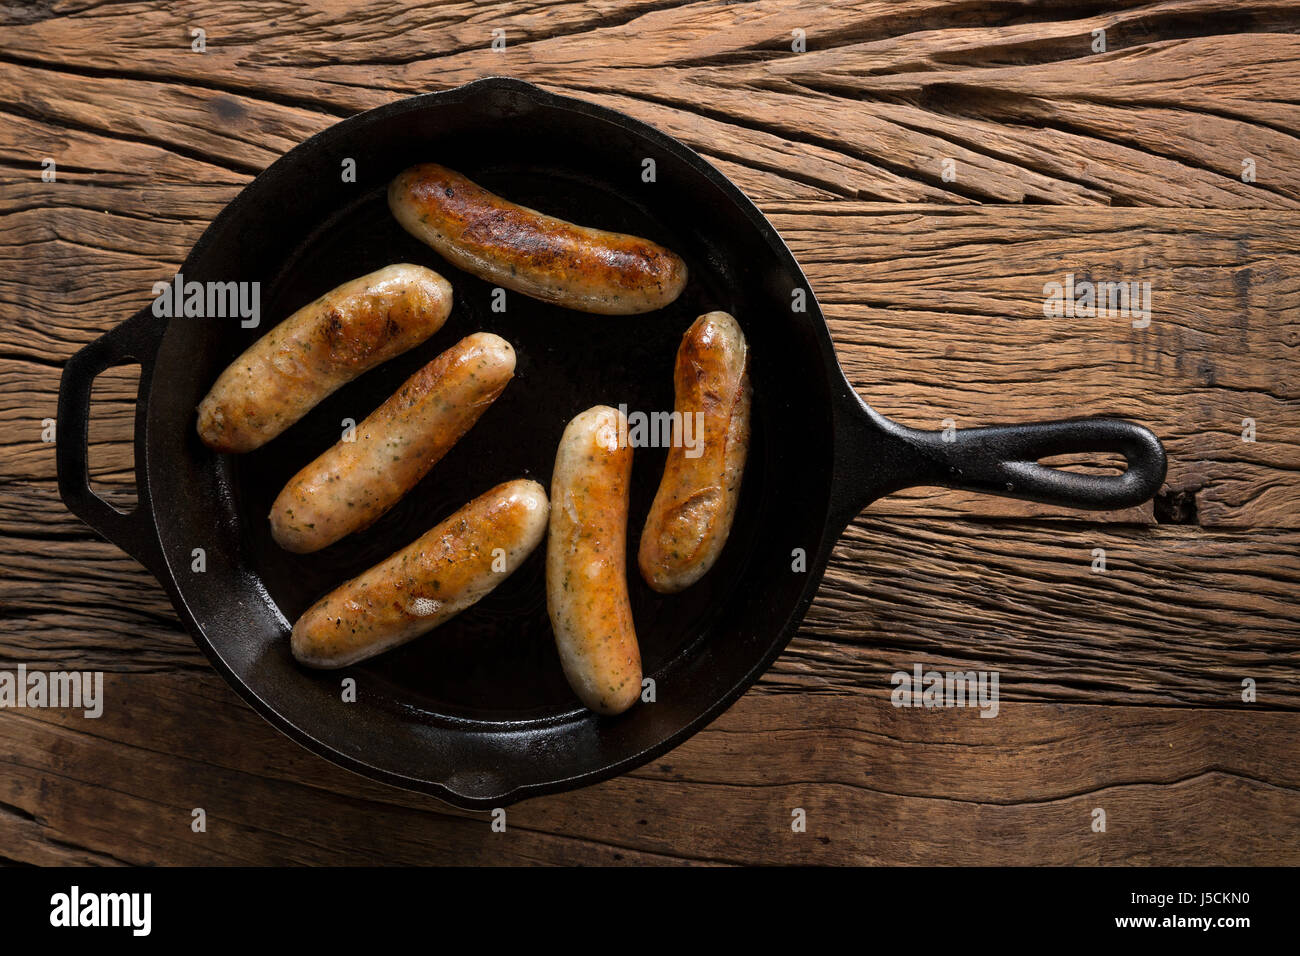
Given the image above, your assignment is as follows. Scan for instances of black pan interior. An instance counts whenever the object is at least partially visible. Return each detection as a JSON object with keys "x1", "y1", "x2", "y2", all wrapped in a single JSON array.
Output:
[{"x1": 145, "y1": 81, "x2": 840, "y2": 804}]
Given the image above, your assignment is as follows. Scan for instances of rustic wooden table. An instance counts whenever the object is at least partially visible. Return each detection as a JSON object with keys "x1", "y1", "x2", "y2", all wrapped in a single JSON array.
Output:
[{"x1": 2, "y1": 1, "x2": 1298, "y2": 866}]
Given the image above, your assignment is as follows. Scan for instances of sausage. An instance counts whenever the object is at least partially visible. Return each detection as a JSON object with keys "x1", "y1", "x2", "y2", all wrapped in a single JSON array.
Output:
[
  {"x1": 196, "y1": 264, "x2": 453, "y2": 453},
  {"x1": 388, "y1": 163, "x2": 687, "y2": 315},
  {"x1": 638, "y1": 311, "x2": 751, "y2": 593},
  {"x1": 269, "y1": 332, "x2": 516, "y2": 554},
  {"x1": 546, "y1": 405, "x2": 642, "y2": 715},
  {"x1": 291, "y1": 479, "x2": 550, "y2": 668}
]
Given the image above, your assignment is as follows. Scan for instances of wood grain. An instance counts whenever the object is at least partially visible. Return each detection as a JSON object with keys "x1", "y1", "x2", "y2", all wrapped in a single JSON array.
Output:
[
  {"x1": 1, "y1": 0, "x2": 1297, "y2": 865},
  {"x1": 1, "y1": 672, "x2": 1296, "y2": 865}
]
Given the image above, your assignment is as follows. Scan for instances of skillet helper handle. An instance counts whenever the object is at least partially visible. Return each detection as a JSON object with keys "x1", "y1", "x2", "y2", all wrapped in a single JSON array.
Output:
[
  {"x1": 902, "y1": 416, "x2": 1167, "y2": 510},
  {"x1": 57, "y1": 306, "x2": 169, "y2": 577}
]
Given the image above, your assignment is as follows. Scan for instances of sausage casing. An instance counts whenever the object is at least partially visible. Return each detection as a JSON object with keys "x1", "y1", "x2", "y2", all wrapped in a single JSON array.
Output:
[
  {"x1": 269, "y1": 332, "x2": 516, "y2": 553},
  {"x1": 197, "y1": 264, "x2": 453, "y2": 453},
  {"x1": 291, "y1": 479, "x2": 550, "y2": 668},
  {"x1": 638, "y1": 311, "x2": 751, "y2": 593},
  {"x1": 388, "y1": 163, "x2": 687, "y2": 315},
  {"x1": 546, "y1": 406, "x2": 642, "y2": 714}
]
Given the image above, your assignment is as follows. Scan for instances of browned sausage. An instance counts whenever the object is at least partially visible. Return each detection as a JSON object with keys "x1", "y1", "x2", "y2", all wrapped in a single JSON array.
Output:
[
  {"x1": 269, "y1": 332, "x2": 516, "y2": 553},
  {"x1": 638, "y1": 311, "x2": 751, "y2": 593},
  {"x1": 388, "y1": 163, "x2": 687, "y2": 315},
  {"x1": 196, "y1": 264, "x2": 452, "y2": 453},
  {"x1": 291, "y1": 479, "x2": 550, "y2": 668},
  {"x1": 546, "y1": 406, "x2": 642, "y2": 714}
]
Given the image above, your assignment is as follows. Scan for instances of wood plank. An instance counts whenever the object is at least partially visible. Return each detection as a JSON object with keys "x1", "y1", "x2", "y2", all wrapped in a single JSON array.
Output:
[
  {"x1": 807, "y1": 515, "x2": 1300, "y2": 709},
  {"x1": 0, "y1": 59, "x2": 333, "y2": 175},
  {"x1": 1, "y1": 672, "x2": 1295, "y2": 865},
  {"x1": 3, "y1": 3, "x2": 1297, "y2": 208},
  {"x1": 567, "y1": 75, "x2": 1196, "y2": 206}
]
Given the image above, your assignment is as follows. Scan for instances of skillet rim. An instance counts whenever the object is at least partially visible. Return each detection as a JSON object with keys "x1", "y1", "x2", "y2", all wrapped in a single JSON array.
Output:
[{"x1": 145, "y1": 75, "x2": 852, "y2": 807}]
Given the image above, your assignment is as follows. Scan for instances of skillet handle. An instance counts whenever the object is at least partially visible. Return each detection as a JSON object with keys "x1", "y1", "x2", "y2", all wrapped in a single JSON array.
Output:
[
  {"x1": 834, "y1": 388, "x2": 1167, "y2": 518},
  {"x1": 899, "y1": 416, "x2": 1167, "y2": 508},
  {"x1": 57, "y1": 306, "x2": 169, "y2": 578}
]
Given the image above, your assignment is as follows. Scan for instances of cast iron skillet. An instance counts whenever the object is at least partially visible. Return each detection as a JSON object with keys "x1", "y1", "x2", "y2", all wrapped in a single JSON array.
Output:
[{"x1": 57, "y1": 77, "x2": 1166, "y2": 809}]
